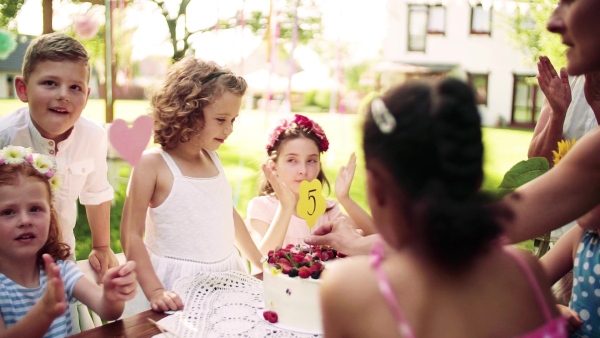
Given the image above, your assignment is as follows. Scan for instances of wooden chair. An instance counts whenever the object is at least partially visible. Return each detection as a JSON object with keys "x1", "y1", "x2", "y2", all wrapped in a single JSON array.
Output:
[{"x1": 532, "y1": 232, "x2": 552, "y2": 258}]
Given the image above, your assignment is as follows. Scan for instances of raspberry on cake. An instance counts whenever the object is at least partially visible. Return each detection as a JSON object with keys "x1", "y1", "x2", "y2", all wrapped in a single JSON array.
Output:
[{"x1": 262, "y1": 244, "x2": 345, "y2": 333}]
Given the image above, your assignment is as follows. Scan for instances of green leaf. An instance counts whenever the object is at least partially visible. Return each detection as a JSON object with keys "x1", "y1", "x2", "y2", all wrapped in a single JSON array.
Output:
[{"x1": 498, "y1": 157, "x2": 549, "y2": 189}]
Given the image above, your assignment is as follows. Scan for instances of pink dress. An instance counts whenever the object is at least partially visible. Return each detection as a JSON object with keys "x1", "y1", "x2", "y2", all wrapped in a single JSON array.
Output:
[
  {"x1": 245, "y1": 195, "x2": 342, "y2": 246},
  {"x1": 370, "y1": 241, "x2": 567, "y2": 338}
]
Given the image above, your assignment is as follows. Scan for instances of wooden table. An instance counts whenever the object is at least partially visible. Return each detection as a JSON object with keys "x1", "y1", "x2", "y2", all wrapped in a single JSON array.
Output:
[{"x1": 70, "y1": 310, "x2": 168, "y2": 338}]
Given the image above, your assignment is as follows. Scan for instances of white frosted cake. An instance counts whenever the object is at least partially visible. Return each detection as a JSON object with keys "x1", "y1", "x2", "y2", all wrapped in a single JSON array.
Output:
[{"x1": 261, "y1": 244, "x2": 344, "y2": 333}]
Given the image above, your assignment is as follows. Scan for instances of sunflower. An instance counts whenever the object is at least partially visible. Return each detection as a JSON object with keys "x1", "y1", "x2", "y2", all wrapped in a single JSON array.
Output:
[{"x1": 552, "y1": 138, "x2": 577, "y2": 165}]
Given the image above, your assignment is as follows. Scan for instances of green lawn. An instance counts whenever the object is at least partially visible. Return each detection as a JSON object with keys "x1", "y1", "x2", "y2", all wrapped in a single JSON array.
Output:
[{"x1": 0, "y1": 99, "x2": 535, "y2": 257}]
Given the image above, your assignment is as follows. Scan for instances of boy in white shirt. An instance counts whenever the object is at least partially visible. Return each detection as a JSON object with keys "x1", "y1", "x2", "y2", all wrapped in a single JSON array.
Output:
[{"x1": 0, "y1": 33, "x2": 118, "y2": 278}]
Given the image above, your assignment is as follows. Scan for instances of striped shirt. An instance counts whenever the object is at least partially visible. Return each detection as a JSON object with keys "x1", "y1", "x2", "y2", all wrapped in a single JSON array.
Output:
[{"x1": 0, "y1": 260, "x2": 84, "y2": 337}]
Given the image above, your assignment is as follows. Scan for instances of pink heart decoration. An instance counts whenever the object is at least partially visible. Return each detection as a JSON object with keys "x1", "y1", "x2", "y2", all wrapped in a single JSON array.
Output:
[{"x1": 108, "y1": 116, "x2": 153, "y2": 167}]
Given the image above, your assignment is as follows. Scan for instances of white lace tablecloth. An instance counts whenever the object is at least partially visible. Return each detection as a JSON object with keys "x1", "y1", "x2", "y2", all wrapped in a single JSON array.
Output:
[{"x1": 153, "y1": 271, "x2": 322, "y2": 338}]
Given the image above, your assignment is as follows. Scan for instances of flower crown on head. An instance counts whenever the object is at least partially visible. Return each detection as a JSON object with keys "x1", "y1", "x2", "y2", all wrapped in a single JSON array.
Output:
[
  {"x1": 0, "y1": 145, "x2": 61, "y2": 197},
  {"x1": 266, "y1": 114, "x2": 329, "y2": 154}
]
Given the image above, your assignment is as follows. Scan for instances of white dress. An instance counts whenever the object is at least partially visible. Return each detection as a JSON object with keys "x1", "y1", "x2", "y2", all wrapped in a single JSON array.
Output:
[{"x1": 124, "y1": 148, "x2": 246, "y2": 316}]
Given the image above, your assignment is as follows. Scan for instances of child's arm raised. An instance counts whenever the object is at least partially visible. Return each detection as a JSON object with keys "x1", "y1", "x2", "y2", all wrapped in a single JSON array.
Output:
[
  {"x1": 248, "y1": 164, "x2": 295, "y2": 255},
  {"x1": 120, "y1": 152, "x2": 184, "y2": 312},
  {"x1": 0, "y1": 255, "x2": 67, "y2": 338},
  {"x1": 335, "y1": 153, "x2": 375, "y2": 236},
  {"x1": 73, "y1": 261, "x2": 137, "y2": 320}
]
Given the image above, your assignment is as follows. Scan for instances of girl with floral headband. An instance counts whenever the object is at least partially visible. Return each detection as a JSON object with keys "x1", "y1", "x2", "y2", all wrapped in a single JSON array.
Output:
[
  {"x1": 246, "y1": 114, "x2": 375, "y2": 254},
  {"x1": 0, "y1": 146, "x2": 138, "y2": 337}
]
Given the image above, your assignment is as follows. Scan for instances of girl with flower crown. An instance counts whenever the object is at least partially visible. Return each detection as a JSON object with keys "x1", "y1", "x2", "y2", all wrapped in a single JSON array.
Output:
[
  {"x1": 246, "y1": 114, "x2": 375, "y2": 254},
  {"x1": 0, "y1": 146, "x2": 138, "y2": 337}
]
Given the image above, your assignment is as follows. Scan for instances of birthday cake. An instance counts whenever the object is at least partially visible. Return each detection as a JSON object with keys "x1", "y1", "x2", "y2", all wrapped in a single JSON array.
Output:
[{"x1": 262, "y1": 244, "x2": 344, "y2": 333}]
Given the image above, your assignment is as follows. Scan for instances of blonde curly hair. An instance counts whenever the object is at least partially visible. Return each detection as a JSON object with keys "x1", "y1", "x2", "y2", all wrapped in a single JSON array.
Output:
[{"x1": 150, "y1": 57, "x2": 247, "y2": 149}]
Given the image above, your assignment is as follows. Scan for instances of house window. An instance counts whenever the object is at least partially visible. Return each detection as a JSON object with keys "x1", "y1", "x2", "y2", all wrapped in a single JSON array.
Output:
[
  {"x1": 428, "y1": 5, "x2": 446, "y2": 34},
  {"x1": 471, "y1": 4, "x2": 492, "y2": 35},
  {"x1": 408, "y1": 5, "x2": 428, "y2": 52},
  {"x1": 467, "y1": 73, "x2": 489, "y2": 106},
  {"x1": 512, "y1": 75, "x2": 544, "y2": 127}
]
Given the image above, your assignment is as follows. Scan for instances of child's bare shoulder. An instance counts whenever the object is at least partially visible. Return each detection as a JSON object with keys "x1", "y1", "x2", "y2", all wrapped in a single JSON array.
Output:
[
  {"x1": 322, "y1": 256, "x2": 374, "y2": 297},
  {"x1": 135, "y1": 148, "x2": 166, "y2": 172},
  {"x1": 505, "y1": 246, "x2": 549, "y2": 283}
]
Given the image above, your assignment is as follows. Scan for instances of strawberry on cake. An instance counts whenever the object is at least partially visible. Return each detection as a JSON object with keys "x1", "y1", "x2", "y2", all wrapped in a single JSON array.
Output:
[{"x1": 261, "y1": 244, "x2": 345, "y2": 333}]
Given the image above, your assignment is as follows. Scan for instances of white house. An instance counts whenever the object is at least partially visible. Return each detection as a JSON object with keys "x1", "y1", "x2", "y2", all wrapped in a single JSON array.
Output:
[
  {"x1": 0, "y1": 35, "x2": 34, "y2": 100},
  {"x1": 379, "y1": 0, "x2": 543, "y2": 127}
]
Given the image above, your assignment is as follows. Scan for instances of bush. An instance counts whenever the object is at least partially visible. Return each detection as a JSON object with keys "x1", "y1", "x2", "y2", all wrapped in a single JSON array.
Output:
[
  {"x1": 303, "y1": 90, "x2": 317, "y2": 106},
  {"x1": 314, "y1": 90, "x2": 331, "y2": 110}
]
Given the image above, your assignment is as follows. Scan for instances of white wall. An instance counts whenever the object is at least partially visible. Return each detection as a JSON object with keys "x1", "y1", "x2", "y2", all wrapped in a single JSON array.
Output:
[
  {"x1": 384, "y1": 0, "x2": 537, "y2": 126},
  {"x1": 0, "y1": 74, "x2": 7, "y2": 99},
  {"x1": 0, "y1": 73, "x2": 19, "y2": 99}
]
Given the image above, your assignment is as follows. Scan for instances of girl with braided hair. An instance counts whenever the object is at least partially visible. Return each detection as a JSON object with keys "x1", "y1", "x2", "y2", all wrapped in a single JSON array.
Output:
[{"x1": 320, "y1": 78, "x2": 566, "y2": 338}]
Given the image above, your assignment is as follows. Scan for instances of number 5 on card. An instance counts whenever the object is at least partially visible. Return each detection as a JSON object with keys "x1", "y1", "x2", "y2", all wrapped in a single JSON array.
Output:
[{"x1": 297, "y1": 179, "x2": 326, "y2": 228}]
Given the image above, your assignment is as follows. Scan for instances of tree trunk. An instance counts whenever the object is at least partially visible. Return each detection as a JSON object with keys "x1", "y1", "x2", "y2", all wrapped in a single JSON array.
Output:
[{"x1": 42, "y1": 0, "x2": 53, "y2": 34}]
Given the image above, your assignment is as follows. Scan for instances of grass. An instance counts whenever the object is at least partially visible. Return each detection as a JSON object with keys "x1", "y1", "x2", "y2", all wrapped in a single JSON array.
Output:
[{"x1": 0, "y1": 99, "x2": 535, "y2": 257}]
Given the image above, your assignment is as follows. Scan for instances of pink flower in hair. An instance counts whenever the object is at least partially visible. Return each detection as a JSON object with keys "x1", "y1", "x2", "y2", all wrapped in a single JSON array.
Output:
[{"x1": 265, "y1": 114, "x2": 329, "y2": 153}]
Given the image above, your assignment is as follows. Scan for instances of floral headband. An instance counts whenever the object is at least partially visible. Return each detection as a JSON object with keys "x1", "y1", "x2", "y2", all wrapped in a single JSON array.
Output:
[
  {"x1": 0, "y1": 146, "x2": 60, "y2": 197},
  {"x1": 266, "y1": 114, "x2": 329, "y2": 154}
]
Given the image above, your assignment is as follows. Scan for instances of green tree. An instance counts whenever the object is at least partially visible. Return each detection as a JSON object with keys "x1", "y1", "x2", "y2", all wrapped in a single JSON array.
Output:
[
  {"x1": 0, "y1": 0, "x2": 24, "y2": 29},
  {"x1": 150, "y1": 0, "x2": 322, "y2": 62},
  {"x1": 502, "y1": 1, "x2": 567, "y2": 68}
]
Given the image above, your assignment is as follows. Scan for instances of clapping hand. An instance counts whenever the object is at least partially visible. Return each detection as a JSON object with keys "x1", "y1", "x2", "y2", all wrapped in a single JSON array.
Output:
[
  {"x1": 40, "y1": 254, "x2": 68, "y2": 320},
  {"x1": 262, "y1": 162, "x2": 296, "y2": 209},
  {"x1": 537, "y1": 56, "x2": 571, "y2": 118},
  {"x1": 101, "y1": 261, "x2": 138, "y2": 302},
  {"x1": 335, "y1": 153, "x2": 357, "y2": 201}
]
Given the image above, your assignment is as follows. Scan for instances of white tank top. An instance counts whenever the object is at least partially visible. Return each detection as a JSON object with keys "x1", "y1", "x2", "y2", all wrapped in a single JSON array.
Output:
[{"x1": 144, "y1": 148, "x2": 236, "y2": 263}]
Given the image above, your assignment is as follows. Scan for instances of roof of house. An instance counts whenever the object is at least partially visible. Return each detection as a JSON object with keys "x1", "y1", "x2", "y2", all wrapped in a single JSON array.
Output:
[{"x1": 0, "y1": 35, "x2": 35, "y2": 73}]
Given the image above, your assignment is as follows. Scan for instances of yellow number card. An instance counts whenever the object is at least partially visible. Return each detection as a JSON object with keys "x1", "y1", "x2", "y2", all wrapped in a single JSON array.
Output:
[{"x1": 297, "y1": 179, "x2": 326, "y2": 228}]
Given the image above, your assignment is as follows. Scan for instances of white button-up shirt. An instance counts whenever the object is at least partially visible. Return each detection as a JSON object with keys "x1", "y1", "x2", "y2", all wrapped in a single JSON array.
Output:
[{"x1": 0, "y1": 107, "x2": 114, "y2": 251}]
